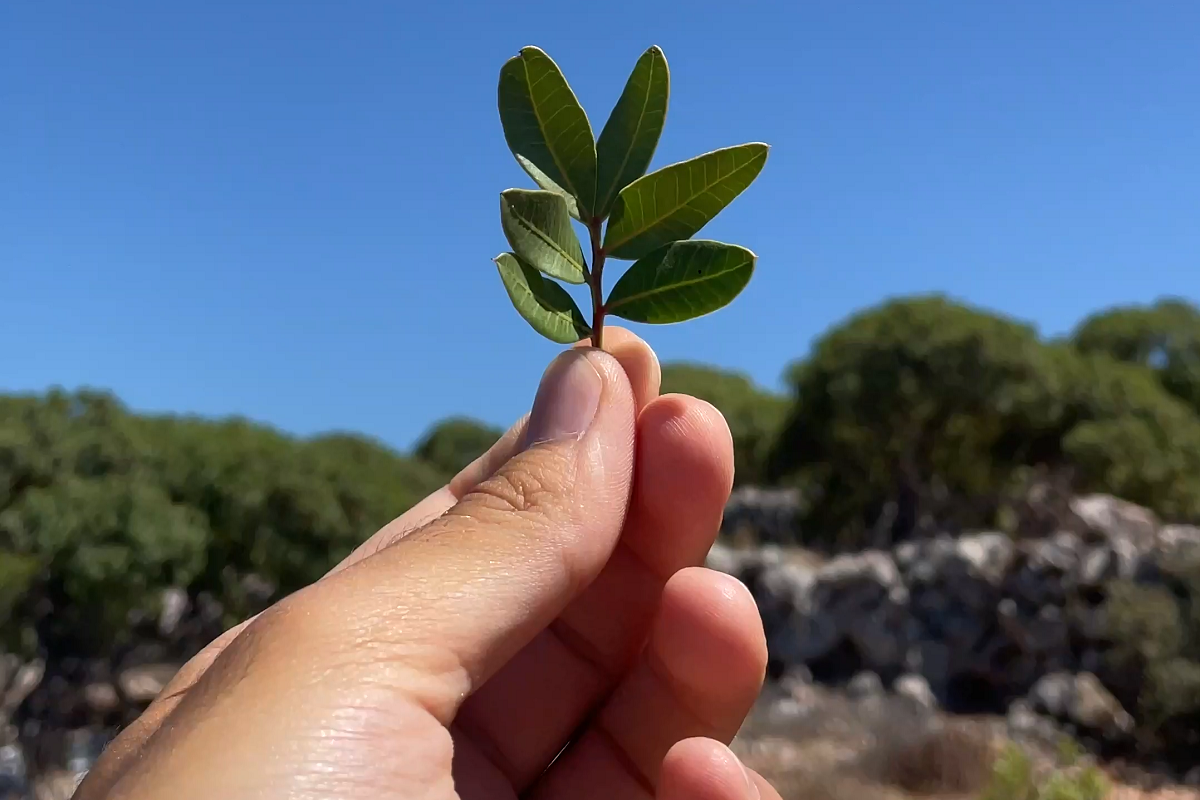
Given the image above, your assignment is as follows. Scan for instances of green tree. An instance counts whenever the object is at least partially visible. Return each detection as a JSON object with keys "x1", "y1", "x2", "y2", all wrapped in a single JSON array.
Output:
[
  {"x1": 413, "y1": 417, "x2": 504, "y2": 478},
  {"x1": 766, "y1": 296, "x2": 1059, "y2": 548},
  {"x1": 0, "y1": 388, "x2": 446, "y2": 653},
  {"x1": 766, "y1": 295, "x2": 1200, "y2": 549},
  {"x1": 1072, "y1": 297, "x2": 1200, "y2": 415}
]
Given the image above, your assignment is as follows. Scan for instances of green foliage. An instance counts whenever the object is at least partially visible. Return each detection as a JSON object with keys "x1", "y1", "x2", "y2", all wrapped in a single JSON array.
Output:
[
  {"x1": 602, "y1": 143, "x2": 769, "y2": 261},
  {"x1": 413, "y1": 417, "x2": 504, "y2": 478},
  {"x1": 594, "y1": 45, "x2": 668, "y2": 219},
  {"x1": 659, "y1": 363, "x2": 787, "y2": 485},
  {"x1": 767, "y1": 296, "x2": 1060, "y2": 547},
  {"x1": 497, "y1": 46, "x2": 597, "y2": 220},
  {"x1": 494, "y1": 252, "x2": 592, "y2": 344},
  {"x1": 1073, "y1": 297, "x2": 1200, "y2": 415},
  {"x1": 1104, "y1": 555, "x2": 1200, "y2": 763},
  {"x1": 766, "y1": 295, "x2": 1200, "y2": 548},
  {"x1": 0, "y1": 389, "x2": 444, "y2": 654},
  {"x1": 605, "y1": 240, "x2": 756, "y2": 325},
  {"x1": 493, "y1": 45, "x2": 768, "y2": 348},
  {"x1": 499, "y1": 188, "x2": 587, "y2": 284},
  {"x1": 981, "y1": 741, "x2": 1109, "y2": 800}
]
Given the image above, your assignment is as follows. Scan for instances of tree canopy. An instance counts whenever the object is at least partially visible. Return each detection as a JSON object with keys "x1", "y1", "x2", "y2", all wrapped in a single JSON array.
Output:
[{"x1": 766, "y1": 295, "x2": 1200, "y2": 549}]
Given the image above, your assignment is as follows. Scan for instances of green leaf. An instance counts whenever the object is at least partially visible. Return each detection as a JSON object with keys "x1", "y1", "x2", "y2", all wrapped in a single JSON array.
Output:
[
  {"x1": 594, "y1": 46, "x2": 669, "y2": 219},
  {"x1": 602, "y1": 143, "x2": 769, "y2": 261},
  {"x1": 500, "y1": 189, "x2": 587, "y2": 284},
  {"x1": 516, "y1": 155, "x2": 580, "y2": 220},
  {"x1": 494, "y1": 252, "x2": 591, "y2": 344},
  {"x1": 498, "y1": 46, "x2": 598, "y2": 220},
  {"x1": 605, "y1": 240, "x2": 755, "y2": 324}
]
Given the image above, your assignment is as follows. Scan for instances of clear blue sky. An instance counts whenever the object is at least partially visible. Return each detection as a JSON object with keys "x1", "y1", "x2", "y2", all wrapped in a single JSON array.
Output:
[{"x1": 4, "y1": 2, "x2": 1198, "y2": 451}]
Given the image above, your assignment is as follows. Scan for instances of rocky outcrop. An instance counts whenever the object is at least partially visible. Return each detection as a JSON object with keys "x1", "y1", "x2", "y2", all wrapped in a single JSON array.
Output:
[
  {"x1": 0, "y1": 585, "x2": 262, "y2": 799},
  {"x1": 708, "y1": 493, "x2": 1200, "y2": 752},
  {"x1": 2, "y1": 491, "x2": 1198, "y2": 794}
]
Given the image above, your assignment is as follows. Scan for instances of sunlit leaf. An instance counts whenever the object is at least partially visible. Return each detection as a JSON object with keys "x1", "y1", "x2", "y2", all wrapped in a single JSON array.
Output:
[
  {"x1": 594, "y1": 46, "x2": 669, "y2": 218},
  {"x1": 604, "y1": 240, "x2": 755, "y2": 324},
  {"x1": 495, "y1": 252, "x2": 591, "y2": 343},
  {"x1": 499, "y1": 189, "x2": 587, "y2": 284},
  {"x1": 603, "y1": 143, "x2": 768, "y2": 260},
  {"x1": 498, "y1": 46, "x2": 598, "y2": 219}
]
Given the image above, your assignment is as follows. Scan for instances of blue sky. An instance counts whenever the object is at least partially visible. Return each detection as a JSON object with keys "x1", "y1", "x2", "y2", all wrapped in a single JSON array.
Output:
[{"x1": 4, "y1": 1, "x2": 1198, "y2": 452}]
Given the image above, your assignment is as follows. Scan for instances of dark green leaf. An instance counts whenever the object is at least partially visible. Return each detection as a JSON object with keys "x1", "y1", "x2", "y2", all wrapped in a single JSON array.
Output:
[
  {"x1": 602, "y1": 143, "x2": 769, "y2": 261},
  {"x1": 495, "y1": 252, "x2": 591, "y2": 343},
  {"x1": 605, "y1": 240, "x2": 755, "y2": 324},
  {"x1": 498, "y1": 46, "x2": 598, "y2": 220},
  {"x1": 499, "y1": 189, "x2": 587, "y2": 284},
  {"x1": 594, "y1": 46, "x2": 669, "y2": 219}
]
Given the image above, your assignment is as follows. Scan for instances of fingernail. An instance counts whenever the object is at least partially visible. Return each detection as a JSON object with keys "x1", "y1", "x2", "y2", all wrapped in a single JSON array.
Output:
[{"x1": 524, "y1": 351, "x2": 602, "y2": 447}]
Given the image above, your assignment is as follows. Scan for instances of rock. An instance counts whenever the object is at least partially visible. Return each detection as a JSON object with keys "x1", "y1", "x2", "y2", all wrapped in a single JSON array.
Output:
[
  {"x1": 845, "y1": 671, "x2": 884, "y2": 700},
  {"x1": 0, "y1": 656, "x2": 20, "y2": 695},
  {"x1": 1007, "y1": 698, "x2": 1041, "y2": 736},
  {"x1": 721, "y1": 486, "x2": 802, "y2": 543},
  {"x1": 778, "y1": 664, "x2": 813, "y2": 695},
  {"x1": 1076, "y1": 546, "x2": 1114, "y2": 587},
  {"x1": 1159, "y1": 525, "x2": 1200, "y2": 560},
  {"x1": 117, "y1": 663, "x2": 179, "y2": 704},
  {"x1": 1070, "y1": 672, "x2": 1134, "y2": 740},
  {"x1": 1029, "y1": 671, "x2": 1134, "y2": 742},
  {"x1": 1071, "y1": 493, "x2": 1159, "y2": 553},
  {"x1": 1006, "y1": 698, "x2": 1061, "y2": 745},
  {"x1": 0, "y1": 743, "x2": 26, "y2": 797},
  {"x1": 82, "y1": 682, "x2": 120, "y2": 715},
  {"x1": 3, "y1": 660, "x2": 43, "y2": 713},
  {"x1": 954, "y1": 532, "x2": 1015, "y2": 587},
  {"x1": 894, "y1": 673, "x2": 938, "y2": 710},
  {"x1": 30, "y1": 769, "x2": 81, "y2": 800},
  {"x1": 1029, "y1": 672, "x2": 1074, "y2": 719},
  {"x1": 704, "y1": 542, "x2": 741, "y2": 576},
  {"x1": 157, "y1": 586, "x2": 190, "y2": 637}
]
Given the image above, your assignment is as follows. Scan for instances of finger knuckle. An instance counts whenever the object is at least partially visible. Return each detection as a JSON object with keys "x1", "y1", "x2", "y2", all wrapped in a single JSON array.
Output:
[{"x1": 467, "y1": 458, "x2": 570, "y2": 523}]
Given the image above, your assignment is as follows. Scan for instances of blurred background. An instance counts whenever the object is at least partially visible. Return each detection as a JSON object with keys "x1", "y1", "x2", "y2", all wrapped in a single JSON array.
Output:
[{"x1": 3, "y1": 2, "x2": 1199, "y2": 798}]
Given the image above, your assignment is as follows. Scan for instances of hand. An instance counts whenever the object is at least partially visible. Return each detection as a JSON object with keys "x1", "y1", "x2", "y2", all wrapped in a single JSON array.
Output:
[{"x1": 75, "y1": 329, "x2": 780, "y2": 800}]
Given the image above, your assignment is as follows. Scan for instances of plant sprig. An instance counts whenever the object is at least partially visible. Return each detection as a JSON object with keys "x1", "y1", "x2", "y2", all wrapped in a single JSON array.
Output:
[{"x1": 493, "y1": 45, "x2": 769, "y2": 349}]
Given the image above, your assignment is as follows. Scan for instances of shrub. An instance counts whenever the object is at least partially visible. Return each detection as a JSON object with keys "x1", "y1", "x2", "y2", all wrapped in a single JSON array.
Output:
[
  {"x1": 864, "y1": 716, "x2": 995, "y2": 795},
  {"x1": 0, "y1": 389, "x2": 446, "y2": 654},
  {"x1": 412, "y1": 417, "x2": 504, "y2": 478},
  {"x1": 766, "y1": 296, "x2": 1200, "y2": 550},
  {"x1": 1072, "y1": 296, "x2": 1200, "y2": 416},
  {"x1": 981, "y1": 740, "x2": 1109, "y2": 800}
]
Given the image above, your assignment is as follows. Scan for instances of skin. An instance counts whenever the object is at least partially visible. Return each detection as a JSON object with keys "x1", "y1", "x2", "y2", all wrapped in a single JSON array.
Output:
[{"x1": 75, "y1": 328, "x2": 784, "y2": 800}]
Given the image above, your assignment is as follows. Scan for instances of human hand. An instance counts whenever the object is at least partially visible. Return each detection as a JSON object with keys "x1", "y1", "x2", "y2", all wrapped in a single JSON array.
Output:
[{"x1": 76, "y1": 328, "x2": 780, "y2": 800}]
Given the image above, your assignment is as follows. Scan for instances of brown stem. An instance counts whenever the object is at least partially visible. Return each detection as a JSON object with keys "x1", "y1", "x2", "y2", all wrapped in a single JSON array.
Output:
[{"x1": 588, "y1": 219, "x2": 606, "y2": 349}]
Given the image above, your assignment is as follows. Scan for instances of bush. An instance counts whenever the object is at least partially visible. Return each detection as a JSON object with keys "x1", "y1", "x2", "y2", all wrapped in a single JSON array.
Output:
[
  {"x1": 864, "y1": 715, "x2": 995, "y2": 795},
  {"x1": 1073, "y1": 297, "x2": 1200, "y2": 416},
  {"x1": 766, "y1": 296, "x2": 1200, "y2": 550},
  {"x1": 1104, "y1": 554, "x2": 1200, "y2": 765},
  {"x1": 413, "y1": 417, "x2": 504, "y2": 478},
  {"x1": 0, "y1": 389, "x2": 446, "y2": 655},
  {"x1": 981, "y1": 740, "x2": 1109, "y2": 800},
  {"x1": 766, "y1": 296, "x2": 1066, "y2": 548}
]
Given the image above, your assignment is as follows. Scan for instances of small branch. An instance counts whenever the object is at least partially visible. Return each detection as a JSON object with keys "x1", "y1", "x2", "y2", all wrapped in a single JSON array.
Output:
[{"x1": 588, "y1": 219, "x2": 606, "y2": 349}]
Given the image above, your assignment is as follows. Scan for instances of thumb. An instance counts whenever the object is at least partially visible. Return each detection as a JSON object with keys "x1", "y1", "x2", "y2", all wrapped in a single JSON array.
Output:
[{"x1": 266, "y1": 347, "x2": 636, "y2": 722}]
